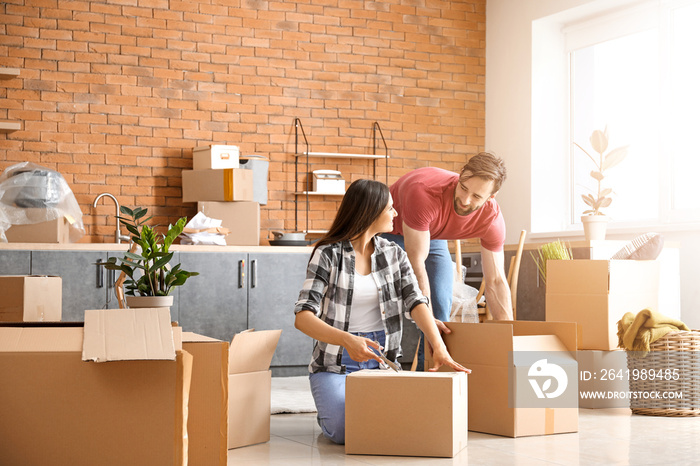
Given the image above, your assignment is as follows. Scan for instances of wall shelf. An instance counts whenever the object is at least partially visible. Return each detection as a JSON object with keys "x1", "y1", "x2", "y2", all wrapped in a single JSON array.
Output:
[
  {"x1": 0, "y1": 68, "x2": 20, "y2": 80},
  {"x1": 0, "y1": 122, "x2": 21, "y2": 133},
  {"x1": 293, "y1": 118, "x2": 389, "y2": 233},
  {"x1": 0, "y1": 68, "x2": 20, "y2": 133}
]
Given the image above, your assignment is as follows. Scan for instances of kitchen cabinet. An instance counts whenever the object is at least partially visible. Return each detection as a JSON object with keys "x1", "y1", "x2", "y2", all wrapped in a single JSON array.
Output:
[
  {"x1": 0, "y1": 250, "x2": 31, "y2": 275},
  {"x1": 246, "y1": 252, "x2": 313, "y2": 371},
  {"x1": 31, "y1": 250, "x2": 121, "y2": 321},
  {"x1": 177, "y1": 250, "x2": 313, "y2": 375},
  {"x1": 177, "y1": 251, "x2": 248, "y2": 343}
]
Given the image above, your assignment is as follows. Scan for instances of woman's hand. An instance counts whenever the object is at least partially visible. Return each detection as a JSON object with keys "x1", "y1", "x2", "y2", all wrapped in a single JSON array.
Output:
[
  {"x1": 342, "y1": 334, "x2": 384, "y2": 364},
  {"x1": 426, "y1": 344, "x2": 471, "y2": 373}
]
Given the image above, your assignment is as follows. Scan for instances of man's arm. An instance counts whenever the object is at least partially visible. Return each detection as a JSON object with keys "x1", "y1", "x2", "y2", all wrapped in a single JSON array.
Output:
[
  {"x1": 402, "y1": 222, "x2": 432, "y2": 310},
  {"x1": 480, "y1": 246, "x2": 513, "y2": 320}
]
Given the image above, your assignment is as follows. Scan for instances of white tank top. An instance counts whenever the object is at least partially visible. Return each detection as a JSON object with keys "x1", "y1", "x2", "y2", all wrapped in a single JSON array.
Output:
[{"x1": 348, "y1": 271, "x2": 384, "y2": 333}]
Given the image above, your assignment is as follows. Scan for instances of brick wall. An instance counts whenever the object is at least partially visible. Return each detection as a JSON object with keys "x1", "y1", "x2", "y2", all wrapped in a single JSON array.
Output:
[{"x1": 0, "y1": 0, "x2": 485, "y2": 243}]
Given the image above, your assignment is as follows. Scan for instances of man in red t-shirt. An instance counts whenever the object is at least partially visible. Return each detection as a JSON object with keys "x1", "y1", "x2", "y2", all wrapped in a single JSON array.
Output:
[{"x1": 384, "y1": 152, "x2": 512, "y2": 336}]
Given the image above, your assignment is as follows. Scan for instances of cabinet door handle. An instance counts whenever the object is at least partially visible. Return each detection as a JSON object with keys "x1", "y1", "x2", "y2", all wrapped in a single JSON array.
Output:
[
  {"x1": 251, "y1": 259, "x2": 257, "y2": 288},
  {"x1": 238, "y1": 259, "x2": 245, "y2": 288},
  {"x1": 96, "y1": 259, "x2": 104, "y2": 288}
]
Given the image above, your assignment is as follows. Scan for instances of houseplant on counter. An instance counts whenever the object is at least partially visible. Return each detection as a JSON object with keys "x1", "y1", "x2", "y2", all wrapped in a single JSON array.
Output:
[
  {"x1": 575, "y1": 126, "x2": 629, "y2": 240},
  {"x1": 102, "y1": 206, "x2": 199, "y2": 309}
]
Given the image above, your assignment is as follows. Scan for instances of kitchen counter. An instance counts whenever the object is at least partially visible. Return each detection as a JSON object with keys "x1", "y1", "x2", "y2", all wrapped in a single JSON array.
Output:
[{"x1": 0, "y1": 242, "x2": 313, "y2": 253}]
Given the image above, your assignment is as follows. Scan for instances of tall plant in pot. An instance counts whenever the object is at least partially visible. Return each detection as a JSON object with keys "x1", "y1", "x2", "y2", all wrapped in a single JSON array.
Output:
[
  {"x1": 102, "y1": 206, "x2": 199, "y2": 309},
  {"x1": 575, "y1": 126, "x2": 629, "y2": 240}
]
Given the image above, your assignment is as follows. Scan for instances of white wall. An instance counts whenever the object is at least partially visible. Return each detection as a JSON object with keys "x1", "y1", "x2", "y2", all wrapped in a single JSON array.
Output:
[{"x1": 486, "y1": 0, "x2": 700, "y2": 327}]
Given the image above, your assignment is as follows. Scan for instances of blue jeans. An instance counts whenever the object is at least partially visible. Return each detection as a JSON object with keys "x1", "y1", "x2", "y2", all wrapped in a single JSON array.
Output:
[
  {"x1": 381, "y1": 233, "x2": 453, "y2": 370},
  {"x1": 308, "y1": 330, "x2": 385, "y2": 445}
]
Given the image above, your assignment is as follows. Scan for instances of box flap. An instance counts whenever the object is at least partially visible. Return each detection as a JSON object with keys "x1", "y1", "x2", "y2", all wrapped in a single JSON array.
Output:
[
  {"x1": 229, "y1": 329, "x2": 281, "y2": 374},
  {"x1": 511, "y1": 335, "x2": 576, "y2": 367},
  {"x1": 182, "y1": 332, "x2": 222, "y2": 343},
  {"x1": 0, "y1": 326, "x2": 83, "y2": 352},
  {"x1": 546, "y1": 260, "x2": 610, "y2": 294},
  {"x1": 487, "y1": 320, "x2": 578, "y2": 353},
  {"x1": 81, "y1": 308, "x2": 176, "y2": 362}
]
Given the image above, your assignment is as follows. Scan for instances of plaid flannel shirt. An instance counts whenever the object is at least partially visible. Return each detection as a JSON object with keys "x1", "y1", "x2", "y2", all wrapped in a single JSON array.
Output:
[{"x1": 294, "y1": 235, "x2": 428, "y2": 374}]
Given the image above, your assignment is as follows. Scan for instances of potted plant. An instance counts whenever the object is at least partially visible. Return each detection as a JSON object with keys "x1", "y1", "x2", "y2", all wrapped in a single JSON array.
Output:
[
  {"x1": 102, "y1": 206, "x2": 199, "y2": 309},
  {"x1": 575, "y1": 126, "x2": 629, "y2": 240}
]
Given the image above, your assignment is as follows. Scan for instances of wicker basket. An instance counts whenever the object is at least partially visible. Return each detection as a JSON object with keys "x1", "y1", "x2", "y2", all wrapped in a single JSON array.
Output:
[{"x1": 626, "y1": 330, "x2": 700, "y2": 417}]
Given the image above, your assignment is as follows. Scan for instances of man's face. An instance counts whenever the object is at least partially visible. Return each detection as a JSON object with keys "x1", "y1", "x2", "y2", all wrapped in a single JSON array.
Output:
[{"x1": 453, "y1": 174, "x2": 497, "y2": 216}]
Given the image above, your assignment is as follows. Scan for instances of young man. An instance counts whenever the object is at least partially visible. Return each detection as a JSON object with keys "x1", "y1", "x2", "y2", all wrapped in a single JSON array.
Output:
[{"x1": 383, "y1": 152, "x2": 512, "y2": 364}]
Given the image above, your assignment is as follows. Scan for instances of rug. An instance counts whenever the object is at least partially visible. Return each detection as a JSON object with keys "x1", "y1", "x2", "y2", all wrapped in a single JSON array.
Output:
[{"x1": 270, "y1": 375, "x2": 317, "y2": 414}]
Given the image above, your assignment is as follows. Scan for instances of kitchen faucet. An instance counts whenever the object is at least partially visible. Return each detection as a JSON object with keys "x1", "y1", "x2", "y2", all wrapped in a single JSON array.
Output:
[{"x1": 93, "y1": 193, "x2": 130, "y2": 243}]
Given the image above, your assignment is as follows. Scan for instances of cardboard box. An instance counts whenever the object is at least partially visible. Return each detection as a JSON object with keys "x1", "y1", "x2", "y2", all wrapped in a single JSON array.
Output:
[
  {"x1": 546, "y1": 260, "x2": 660, "y2": 350},
  {"x1": 345, "y1": 370, "x2": 468, "y2": 458},
  {"x1": 182, "y1": 168, "x2": 254, "y2": 203},
  {"x1": 5, "y1": 215, "x2": 71, "y2": 243},
  {"x1": 427, "y1": 321, "x2": 579, "y2": 438},
  {"x1": 312, "y1": 169, "x2": 345, "y2": 194},
  {"x1": 193, "y1": 145, "x2": 240, "y2": 170},
  {"x1": 0, "y1": 275, "x2": 62, "y2": 322},
  {"x1": 198, "y1": 201, "x2": 260, "y2": 246},
  {"x1": 0, "y1": 312, "x2": 192, "y2": 466},
  {"x1": 183, "y1": 332, "x2": 229, "y2": 466},
  {"x1": 577, "y1": 350, "x2": 630, "y2": 408},
  {"x1": 228, "y1": 328, "x2": 281, "y2": 449}
]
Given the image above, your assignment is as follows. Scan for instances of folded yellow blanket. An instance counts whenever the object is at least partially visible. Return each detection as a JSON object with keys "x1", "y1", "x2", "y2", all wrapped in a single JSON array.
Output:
[{"x1": 617, "y1": 309, "x2": 689, "y2": 354}]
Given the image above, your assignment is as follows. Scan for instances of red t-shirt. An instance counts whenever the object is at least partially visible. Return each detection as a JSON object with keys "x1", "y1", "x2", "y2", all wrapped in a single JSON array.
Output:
[{"x1": 389, "y1": 167, "x2": 506, "y2": 252}]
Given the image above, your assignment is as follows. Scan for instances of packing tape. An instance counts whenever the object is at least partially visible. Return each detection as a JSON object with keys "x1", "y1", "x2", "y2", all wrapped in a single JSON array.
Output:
[
  {"x1": 545, "y1": 407, "x2": 555, "y2": 435},
  {"x1": 223, "y1": 168, "x2": 233, "y2": 201}
]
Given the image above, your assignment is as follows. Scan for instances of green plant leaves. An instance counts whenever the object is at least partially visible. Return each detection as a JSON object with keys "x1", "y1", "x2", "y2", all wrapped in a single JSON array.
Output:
[
  {"x1": 590, "y1": 128, "x2": 609, "y2": 154},
  {"x1": 590, "y1": 170, "x2": 604, "y2": 181},
  {"x1": 602, "y1": 146, "x2": 629, "y2": 171}
]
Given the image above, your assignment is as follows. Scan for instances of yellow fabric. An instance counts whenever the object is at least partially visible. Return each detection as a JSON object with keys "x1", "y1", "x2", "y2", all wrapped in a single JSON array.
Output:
[{"x1": 617, "y1": 309, "x2": 689, "y2": 354}]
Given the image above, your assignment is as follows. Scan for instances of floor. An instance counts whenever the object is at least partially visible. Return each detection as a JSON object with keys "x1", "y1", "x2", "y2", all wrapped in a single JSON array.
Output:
[{"x1": 227, "y1": 409, "x2": 700, "y2": 465}]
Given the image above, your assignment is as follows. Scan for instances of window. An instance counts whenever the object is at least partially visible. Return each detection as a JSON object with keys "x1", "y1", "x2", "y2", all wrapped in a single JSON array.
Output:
[{"x1": 532, "y1": 0, "x2": 700, "y2": 234}]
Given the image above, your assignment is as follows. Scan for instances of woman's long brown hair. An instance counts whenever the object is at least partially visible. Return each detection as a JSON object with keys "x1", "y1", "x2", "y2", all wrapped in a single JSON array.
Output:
[{"x1": 311, "y1": 179, "x2": 390, "y2": 256}]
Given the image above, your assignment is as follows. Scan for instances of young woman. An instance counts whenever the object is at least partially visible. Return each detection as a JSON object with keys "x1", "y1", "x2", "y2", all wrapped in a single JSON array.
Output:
[{"x1": 294, "y1": 179, "x2": 469, "y2": 445}]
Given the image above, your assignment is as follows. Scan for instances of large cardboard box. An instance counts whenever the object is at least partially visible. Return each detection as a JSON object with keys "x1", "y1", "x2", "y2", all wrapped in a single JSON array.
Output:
[
  {"x1": 198, "y1": 201, "x2": 260, "y2": 246},
  {"x1": 546, "y1": 260, "x2": 660, "y2": 350},
  {"x1": 182, "y1": 168, "x2": 254, "y2": 202},
  {"x1": 193, "y1": 145, "x2": 240, "y2": 170},
  {"x1": 0, "y1": 309, "x2": 192, "y2": 466},
  {"x1": 345, "y1": 370, "x2": 468, "y2": 458},
  {"x1": 577, "y1": 350, "x2": 630, "y2": 409},
  {"x1": 5, "y1": 215, "x2": 71, "y2": 243},
  {"x1": 427, "y1": 321, "x2": 579, "y2": 438},
  {"x1": 183, "y1": 333, "x2": 229, "y2": 466},
  {"x1": 228, "y1": 328, "x2": 281, "y2": 449},
  {"x1": 0, "y1": 275, "x2": 62, "y2": 322}
]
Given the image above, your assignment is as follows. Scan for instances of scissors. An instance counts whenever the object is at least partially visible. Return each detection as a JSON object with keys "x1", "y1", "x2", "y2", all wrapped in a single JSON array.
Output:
[{"x1": 374, "y1": 346, "x2": 400, "y2": 372}]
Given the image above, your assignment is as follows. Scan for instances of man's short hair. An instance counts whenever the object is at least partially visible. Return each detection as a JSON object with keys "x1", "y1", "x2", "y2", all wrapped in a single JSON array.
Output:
[{"x1": 460, "y1": 152, "x2": 507, "y2": 193}]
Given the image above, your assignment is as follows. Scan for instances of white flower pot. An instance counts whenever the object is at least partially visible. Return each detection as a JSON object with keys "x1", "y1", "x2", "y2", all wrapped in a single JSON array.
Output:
[
  {"x1": 125, "y1": 295, "x2": 174, "y2": 310},
  {"x1": 581, "y1": 215, "x2": 608, "y2": 241}
]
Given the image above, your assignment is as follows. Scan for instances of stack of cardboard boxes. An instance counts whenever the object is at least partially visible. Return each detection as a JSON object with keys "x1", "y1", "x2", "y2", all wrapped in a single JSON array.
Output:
[
  {"x1": 0, "y1": 275, "x2": 280, "y2": 465},
  {"x1": 546, "y1": 259, "x2": 661, "y2": 408},
  {"x1": 182, "y1": 145, "x2": 261, "y2": 246}
]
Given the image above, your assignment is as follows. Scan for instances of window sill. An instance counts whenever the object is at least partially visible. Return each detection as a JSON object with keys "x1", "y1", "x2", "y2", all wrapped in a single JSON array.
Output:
[{"x1": 528, "y1": 221, "x2": 700, "y2": 242}]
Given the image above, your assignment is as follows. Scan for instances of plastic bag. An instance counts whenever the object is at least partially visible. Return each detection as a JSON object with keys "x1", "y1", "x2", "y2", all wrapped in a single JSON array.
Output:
[
  {"x1": 450, "y1": 263, "x2": 479, "y2": 323},
  {"x1": 0, "y1": 162, "x2": 85, "y2": 242}
]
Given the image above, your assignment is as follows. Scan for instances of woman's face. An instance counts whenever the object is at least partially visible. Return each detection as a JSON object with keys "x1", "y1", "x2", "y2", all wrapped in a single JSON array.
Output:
[{"x1": 370, "y1": 195, "x2": 398, "y2": 234}]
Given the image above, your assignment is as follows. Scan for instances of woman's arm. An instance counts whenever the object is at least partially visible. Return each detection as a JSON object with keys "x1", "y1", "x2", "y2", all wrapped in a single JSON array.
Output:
[
  {"x1": 410, "y1": 303, "x2": 471, "y2": 373},
  {"x1": 294, "y1": 310, "x2": 383, "y2": 364}
]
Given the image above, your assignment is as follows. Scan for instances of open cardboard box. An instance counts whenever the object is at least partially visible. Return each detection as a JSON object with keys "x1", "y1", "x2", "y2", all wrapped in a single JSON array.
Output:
[
  {"x1": 0, "y1": 275, "x2": 62, "y2": 322},
  {"x1": 345, "y1": 370, "x2": 468, "y2": 458},
  {"x1": 0, "y1": 308, "x2": 192, "y2": 466},
  {"x1": 427, "y1": 321, "x2": 579, "y2": 438},
  {"x1": 183, "y1": 332, "x2": 229, "y2": 466},
  {"x1": 546, "y1": 260, "x2": 660, "y2": 350},
  {"x1": 228, "y1": 328, "x2": 281, "y2": 450},
  {"x1": 182, "y1": 168, "x2": 254, "y2": 203},
  {"x1": 5, "y1": 211, "x2": 72, "y2": 243}
]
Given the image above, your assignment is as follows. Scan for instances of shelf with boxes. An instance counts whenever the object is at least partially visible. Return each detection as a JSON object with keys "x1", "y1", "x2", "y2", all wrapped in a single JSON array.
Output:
[
  {"x1": 293, "y1": 118, "x2": 389, "y2": 234},
  {"x1": 0, "y1": 67, "x2": 21, "y2": 134},
  {"x1": 181, "y1": 144, "x2": 269, "y2": 246}
]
